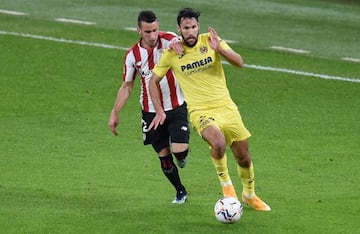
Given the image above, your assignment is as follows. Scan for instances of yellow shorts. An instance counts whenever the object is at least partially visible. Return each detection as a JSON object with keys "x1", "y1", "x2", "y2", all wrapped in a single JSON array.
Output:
[{"x1": 189, "y1": 102, "x2": 251, "y2": 146}]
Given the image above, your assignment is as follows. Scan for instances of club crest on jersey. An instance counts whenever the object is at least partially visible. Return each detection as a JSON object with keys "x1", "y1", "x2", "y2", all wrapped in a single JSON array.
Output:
[{"x1": 199, "y1": 46, "x2": 208, "y2": 54}]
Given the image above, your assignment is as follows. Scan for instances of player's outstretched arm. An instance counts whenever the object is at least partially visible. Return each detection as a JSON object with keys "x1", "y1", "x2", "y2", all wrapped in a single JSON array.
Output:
[
  {"x1": 169, "y1": 37, "x2": 184, "y2": 56},
  {"x1": 108, "y1": 81, "x2": 134, "y2": 136},
  {"x1": 208, "y1": 27, "x2": 243, "y2": 67},
  {"x1": 149, "y1": 73, "x2": 166, "y2": 130}
]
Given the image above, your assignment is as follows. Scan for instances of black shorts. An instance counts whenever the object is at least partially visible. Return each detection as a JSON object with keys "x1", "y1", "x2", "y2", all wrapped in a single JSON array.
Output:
[{"x1": 142, "y1": 102, "x2": 190, "y2": 153}]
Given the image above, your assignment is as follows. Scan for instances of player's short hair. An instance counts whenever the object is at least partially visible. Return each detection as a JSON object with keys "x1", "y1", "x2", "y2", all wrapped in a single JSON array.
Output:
[
  {"x1": 138, "y1": 10, "x2": 157, "y2": 27},
  {"x1": 177, "y1": 8, "x2": 200, "y2": 25}
]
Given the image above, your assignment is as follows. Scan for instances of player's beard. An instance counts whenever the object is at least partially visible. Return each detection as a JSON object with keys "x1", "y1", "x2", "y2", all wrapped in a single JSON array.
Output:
[{"x1": 182, "y1": 33, "x2": 198, "y2": 47}]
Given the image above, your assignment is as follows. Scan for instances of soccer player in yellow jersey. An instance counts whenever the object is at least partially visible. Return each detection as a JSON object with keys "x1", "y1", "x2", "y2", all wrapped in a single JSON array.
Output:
[{"x1": 149, "y1": 8, "x2": 271, "y2": 211}]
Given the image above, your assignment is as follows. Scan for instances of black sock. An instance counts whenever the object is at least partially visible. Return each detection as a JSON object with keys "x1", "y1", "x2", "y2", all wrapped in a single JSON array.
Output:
[
  {"x1": 159, "y1": 154, "x2": 185, "y2": 192},
  {"x1": 173, "y1": 149, "x2": 189, "y2": 161}
]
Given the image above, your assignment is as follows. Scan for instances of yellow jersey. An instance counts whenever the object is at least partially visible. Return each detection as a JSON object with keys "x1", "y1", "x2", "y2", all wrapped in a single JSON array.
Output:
[{"x1": 153, "y1": 33, "x2": 234, "y2": 113}]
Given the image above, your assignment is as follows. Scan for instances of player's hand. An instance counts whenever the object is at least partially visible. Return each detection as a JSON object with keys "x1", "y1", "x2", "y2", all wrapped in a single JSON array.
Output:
[
  {"x1": 169, "y1": 37, "x2": 184, "y2": 56},
  {"x1": 108, "y1": 111, "x2": 119, "y2": 136},
  {"x1": 149, "y1": 111, "x2": 166, "y2": 130},
  {"x1": 208, "y1": 27, "x2": 222, "y2": 52}
]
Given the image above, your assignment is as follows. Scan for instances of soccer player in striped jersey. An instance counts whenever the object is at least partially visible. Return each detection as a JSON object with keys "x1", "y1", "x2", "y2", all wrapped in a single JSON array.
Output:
[
  {"x1": 149, "y1": 8, "x2": 271, "y2": 210},
  {"x1": 108, "y1": 10, "x2": 189, "y2": 204}
]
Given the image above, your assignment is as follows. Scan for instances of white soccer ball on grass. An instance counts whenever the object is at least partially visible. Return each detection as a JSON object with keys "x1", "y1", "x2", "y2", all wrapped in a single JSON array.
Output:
[{"x1": 214, "y1": 196, "x2": 243, "y2": 224}]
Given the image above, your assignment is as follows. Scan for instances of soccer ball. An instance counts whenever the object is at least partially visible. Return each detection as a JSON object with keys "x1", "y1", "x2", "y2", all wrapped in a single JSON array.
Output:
[{"x1": 214, "y1": 197, "x2": 243, "y2": 224}]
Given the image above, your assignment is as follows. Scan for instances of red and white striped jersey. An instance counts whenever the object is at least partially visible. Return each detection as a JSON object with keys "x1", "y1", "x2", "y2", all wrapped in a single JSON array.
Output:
[{"x1": 123, "y1": 32, "x2": 185, "y2": 113}]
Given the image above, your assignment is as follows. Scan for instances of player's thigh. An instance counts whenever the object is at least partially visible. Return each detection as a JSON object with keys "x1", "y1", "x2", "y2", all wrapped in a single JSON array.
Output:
[
  {"x1": 221, "y1": 106, "x2": 251, "y2": 144},
  {"x1": 171, "y1": 142, "x2": 189, "y2": 153},
  {"x1": 167, "y1": 105, "x2": 190, "y2": 144},
  {"x1": 189, "y1": 109, "x2": 221, "y2": 136},
  {"x1": 142, "y1": 111, "x2": 170, "y2": 152}
]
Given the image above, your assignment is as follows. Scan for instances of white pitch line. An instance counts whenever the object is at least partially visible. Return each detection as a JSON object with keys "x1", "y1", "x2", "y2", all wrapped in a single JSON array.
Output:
[
  {"x1": 244, "y1": 64, "x2": 360, "y2": 83},
  {"x1": 341, "y1": 57, "x2": 360, "y2": 63},
  {"x1": 0, "y1": 30, "x2": 359, "y2": 83},
  {"x1": 0, "y1": 30, "x2": 128, "y2": 50},
  {"x1": 224, "y1": 39, "x2": 238, "y2": 44},
  {"x1": 0, "y1": 9, "x2": 28, "y2": 16},
  {"x1": 270, "y1": 46, "x2": 310, "y2": 54},
  {"x1": 124, "y1": 27, "x2": 137, "y2": 31},
  {"x1": 55, "y1": 18, "x2": 96, "y2": 25}
]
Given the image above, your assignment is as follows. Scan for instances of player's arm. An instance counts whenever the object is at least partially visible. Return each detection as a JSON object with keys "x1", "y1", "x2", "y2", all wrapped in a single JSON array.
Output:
[
  {"x1": 160, "y1": 31, "x2": 184, "y2": 56},
  {"x1": 148, "y1": 48, "x2": 172, "y2": 130},
  {"x1": 208, "y1": 27, "x2": 244, "y2": 67},
  {"x1": 148, "y1": 72, "x2": 166, "y2": 130},
  {"x1": 108, "y1": 80, "x2": 135, "y2": 136},
  {"x1": 169, "y1": 37, "x2": 184, "y2": 56}
]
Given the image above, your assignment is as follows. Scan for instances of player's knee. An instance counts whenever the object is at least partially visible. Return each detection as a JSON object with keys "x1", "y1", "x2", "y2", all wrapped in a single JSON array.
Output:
[
  {"x1": 173, "y1": 149, "x2": 189, "y2": 160},
  {"x1": 236, "y1": 152, "x2": 252, "y2": 167},
  {"x1": 202, "y1": 126, "x2": 226, "y2": 153},
  {"x1": 211, "y1": 139, "x2": 226, "y2": 156},
  {"x1": 157, "y1": 147, "x2": 171, "y2": 156},
  {"x1": 208, "y1": 132, "x2": 226, "y2": 153},
  {"x1": 159, "y1": 154, "x2": 175, "y2": 174}
]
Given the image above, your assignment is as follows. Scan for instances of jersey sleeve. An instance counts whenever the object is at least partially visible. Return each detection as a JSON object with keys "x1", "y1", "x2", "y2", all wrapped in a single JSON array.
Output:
[
  {"x1": 123, "y1": 50, "x2": 137, "y2": 82},
  {"x1": 159, "y1": 31, "x2": 178, "y2": 41},
  {"x1": 152, "y1": 49, "x2": 172, "y2": 79}
]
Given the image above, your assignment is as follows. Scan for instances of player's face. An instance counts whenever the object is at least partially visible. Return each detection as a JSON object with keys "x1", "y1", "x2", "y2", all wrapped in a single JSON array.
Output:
[
  {"x1": 138, "y1": 20, "x2": 159, "y2": 48},
  {"x1": 178, "y1": 18, "x2": 199, "y2": 47}
]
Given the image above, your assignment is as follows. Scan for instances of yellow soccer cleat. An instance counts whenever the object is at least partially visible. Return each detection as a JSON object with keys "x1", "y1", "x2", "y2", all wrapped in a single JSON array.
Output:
[
  {"x1": 222, "y1": 185, "x2": 238, "y2": 199},
  {"x1": 242, "y1": 193, "x2": 271, "y2": 211}
]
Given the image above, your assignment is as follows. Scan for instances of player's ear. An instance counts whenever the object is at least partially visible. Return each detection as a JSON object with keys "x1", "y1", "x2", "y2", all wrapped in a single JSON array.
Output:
[
  {"x1": 177, "y1": 25, "x2": 181, "y2": 33},
  {"x1": 137, "y1": 26, "x2": 141, "y2": 35}
]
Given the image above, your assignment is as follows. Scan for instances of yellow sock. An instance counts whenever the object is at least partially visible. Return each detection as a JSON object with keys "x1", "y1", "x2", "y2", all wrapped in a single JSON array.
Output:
[
  {"x1": 211, "y1": 153, "x2": 232, "y2": 186},
  {"x1": 237, "y1": 162, "x2": 255, "y2": 197}
]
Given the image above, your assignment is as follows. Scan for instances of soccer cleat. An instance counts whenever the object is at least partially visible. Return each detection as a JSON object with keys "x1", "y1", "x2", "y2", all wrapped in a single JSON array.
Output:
[
  {"x1": 241, "y1": 193, "x2": 271, "y2": 211},
  {"x1": 222, "y1": 185, "x2": 238, "y2": 199},
  {"x1": 176, "y1": 158, "x2": 187, "y2": 168},
  {"x1": 172, "y1": 190, "x2": 187, "y2": 204}
]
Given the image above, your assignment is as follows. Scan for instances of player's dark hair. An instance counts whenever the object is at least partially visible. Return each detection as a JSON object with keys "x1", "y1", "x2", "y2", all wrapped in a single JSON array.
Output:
[
  {"x1": 138, "y1": 10, "x2": 157, "y2": 27},
  {"x1": 177, "y1": 8, "x2": 200, "y2": 25}
]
